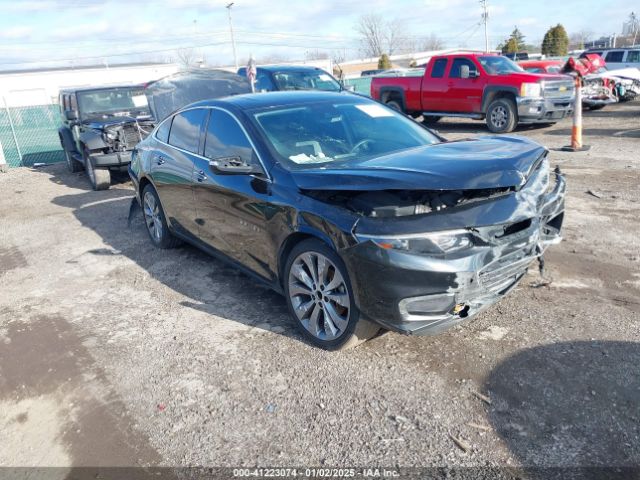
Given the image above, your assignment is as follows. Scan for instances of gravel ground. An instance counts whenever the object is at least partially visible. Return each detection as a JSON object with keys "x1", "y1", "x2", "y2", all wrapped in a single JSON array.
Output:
[{"x1": 0, "y1": 101, "x2": 639, "y2": 474}]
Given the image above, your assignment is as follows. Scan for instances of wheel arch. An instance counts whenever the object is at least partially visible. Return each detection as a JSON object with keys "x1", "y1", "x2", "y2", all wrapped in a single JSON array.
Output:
[
  {"x1": 378, "y1": 87, "x2": 407, "y2": 111},
  {"x1": 78, "y1": 130, "x2": 107, "y2": 152},
  {"x1": 481, "y1": 86, "x2": 519, "y2": 113},
  {"x1": 58, "y1": 127, "x2": 76, "y2": 152},
  {"x1": 277, "y1": 229, "x2": 337, "y2": 290}
]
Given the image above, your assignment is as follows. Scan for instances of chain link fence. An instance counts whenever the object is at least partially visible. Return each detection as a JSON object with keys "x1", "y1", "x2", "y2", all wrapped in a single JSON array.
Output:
[{"x1": 0, "y1": 101, "x2": 64, "y2": 168}]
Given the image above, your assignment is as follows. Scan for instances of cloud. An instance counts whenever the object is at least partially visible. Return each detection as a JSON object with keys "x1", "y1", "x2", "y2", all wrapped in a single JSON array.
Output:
[{"x1": 0, "y1": 26, "x2": 34, "y2": 39}]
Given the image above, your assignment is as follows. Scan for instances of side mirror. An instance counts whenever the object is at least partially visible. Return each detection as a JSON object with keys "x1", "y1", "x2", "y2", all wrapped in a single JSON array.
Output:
[
  {"x1": 460, "y1": 65, "x2": 470, "y2": 79},
  {"x1": 65, "y1": 110, "x2": 78, "y2": 121},
  {"x1": 209, "y1": 156, "x2": 262, "y2": 175},
  {"x1": 469, "y1": 70, "x2": 480, "y2": 78}
]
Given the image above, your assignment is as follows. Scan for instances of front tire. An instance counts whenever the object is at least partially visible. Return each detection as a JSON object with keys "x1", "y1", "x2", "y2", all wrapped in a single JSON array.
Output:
[
  {"x1": 486, "y1": 98, "x2": 517, "y2": 133},
  {"x1": 284, "y1": 239, "x2": 379, "y2": 350},
  {"x1": 142, "y1": 184, "x2": 182, "y2": 249},
  {"x1": 84, "y1": 148, "x2": 111, "y2": 190}
]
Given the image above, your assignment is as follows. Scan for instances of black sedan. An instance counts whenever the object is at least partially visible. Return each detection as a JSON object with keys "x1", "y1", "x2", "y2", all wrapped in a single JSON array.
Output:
[{"x1": 129, "y1": 91, "x2": 565, "y2": 350}]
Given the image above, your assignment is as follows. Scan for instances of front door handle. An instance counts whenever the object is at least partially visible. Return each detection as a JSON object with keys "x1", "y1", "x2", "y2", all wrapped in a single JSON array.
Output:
[
  {"x1": 196, "y1": 170, "x2": 207, "y2": 182},
  {"x1": 156, "y1": 155, "x2": 165, "y2": 165}
]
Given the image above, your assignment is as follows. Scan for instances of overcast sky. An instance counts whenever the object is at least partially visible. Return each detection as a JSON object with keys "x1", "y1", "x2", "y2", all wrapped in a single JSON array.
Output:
[{"x1": 0, "y1": 0, "x2": 634, "y2": 70}]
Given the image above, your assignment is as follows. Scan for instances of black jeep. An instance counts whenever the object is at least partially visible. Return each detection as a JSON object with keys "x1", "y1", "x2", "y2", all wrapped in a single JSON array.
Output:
[{"x1": 58, "y1": 85, "x2": 155, "y2": 190}]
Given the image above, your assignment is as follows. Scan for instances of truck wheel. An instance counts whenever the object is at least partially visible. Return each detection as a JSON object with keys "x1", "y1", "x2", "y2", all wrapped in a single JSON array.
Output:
[
  {"x1": 385, "y1": 99, "x2": 404, "y2": 113},
  {"x1": 284, "y1": 239, "x2": 380, "y2": 350},
  {"x1": 84, "y1": 148, "x2": 111, "y2": 191},
  {"x1": 486, "y1": 98, "x2": 517, "y2": 133},
  {"x1": 142, "y1": 184, "x2": 182, "y2": 249},
  {"x1": 63, "y1": 146, "x2": 83, "y2": 173}
]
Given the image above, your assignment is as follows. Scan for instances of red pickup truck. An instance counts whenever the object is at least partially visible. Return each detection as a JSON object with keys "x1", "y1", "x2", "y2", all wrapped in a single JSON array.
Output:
[{"x1": 371, "y1": 53, "x2": 575, "y2": 133}]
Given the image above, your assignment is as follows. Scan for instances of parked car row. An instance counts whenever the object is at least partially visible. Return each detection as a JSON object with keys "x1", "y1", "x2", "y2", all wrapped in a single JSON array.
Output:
[{"x1": 57, "y1": 63, "x2": 567, "y2": 350}]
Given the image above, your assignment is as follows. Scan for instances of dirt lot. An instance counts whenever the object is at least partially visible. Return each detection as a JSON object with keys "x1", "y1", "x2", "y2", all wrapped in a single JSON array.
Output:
[{"x1": 1, "y1": 101, "x2": 639, "y2": 474}]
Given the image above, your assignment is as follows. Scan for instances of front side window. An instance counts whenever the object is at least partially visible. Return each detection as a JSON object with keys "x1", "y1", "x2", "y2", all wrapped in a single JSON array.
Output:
[
  {"x1": 252, "y1": 100, "x2": 440, "y2": 170},
  {"x1": 168, "y1": 108, "x2": 207, "y2": 153},
  {"x1": 449, "y1": 58, "x2": 479, "y2": 78},
  {"x1": 204, "y1": 110, "x2": 255, "y2": 165},
  {"x1": 477, "y1": 56, "x2": 523, "y2": 75},
  {"x1": 605, "y1": 51, "x2": 624, "y2": 63},
  {"x1": 431, "y1": 59, "x2": 448, "y2": 78}
]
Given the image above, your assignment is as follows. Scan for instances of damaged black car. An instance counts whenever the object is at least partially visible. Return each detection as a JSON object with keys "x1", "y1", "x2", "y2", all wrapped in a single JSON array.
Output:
[{"x1": 129, "y1": 91, "x2": 565, "y2": 350}]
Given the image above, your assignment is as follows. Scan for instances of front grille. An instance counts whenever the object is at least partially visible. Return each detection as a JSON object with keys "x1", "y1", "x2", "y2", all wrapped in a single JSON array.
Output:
[
  {"x1": 544, "y1": 80, "x2": 575, "y2": 99},
  {"x1": 121, "y1": 125, "x2": 142, "y2": 149},
  {"x1": 479, "y1": 253, "x2": 534, "y2": 294}
]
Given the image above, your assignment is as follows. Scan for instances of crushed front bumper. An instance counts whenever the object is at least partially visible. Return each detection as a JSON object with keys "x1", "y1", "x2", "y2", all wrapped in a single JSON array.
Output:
[
  {"x1": 90, "y1": 151, "x2": 132, "y2": 168},
  {"x1": 343, "y1": 163, "x2": 566, "y2": 336},
  {"x1": 517, "y1": 96, "x2": 573, "y2": 123}
]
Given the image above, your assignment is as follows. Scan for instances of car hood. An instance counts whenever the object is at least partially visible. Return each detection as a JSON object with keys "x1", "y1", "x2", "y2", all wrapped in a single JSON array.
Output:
[
  {"x1": 144, "y1": 69, "x2": 251, "y2": 121},
  {"x1": 291, "y1": 136, "x2": 547, "y2": 191}
]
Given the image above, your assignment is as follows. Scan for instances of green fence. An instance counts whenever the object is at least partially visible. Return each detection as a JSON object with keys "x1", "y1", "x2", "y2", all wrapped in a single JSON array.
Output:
[{"x1": 0, "y1": 104, "x2": 64, "y2": 167}]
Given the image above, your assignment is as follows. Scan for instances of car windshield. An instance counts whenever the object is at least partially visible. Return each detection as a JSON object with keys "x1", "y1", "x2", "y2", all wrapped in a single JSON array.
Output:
[
  {"x1": 478, "y1": 56, "x2": 524, "y2": 75},
  {"x1": 252, "y1": 100, "x2": 440, "y2": 170},
  {"x1": 77, "y1": 87, "x2": 150, "y2": 118},
  {"x1": 272, "y1": 71, "x2": 341, "y2": 92}
]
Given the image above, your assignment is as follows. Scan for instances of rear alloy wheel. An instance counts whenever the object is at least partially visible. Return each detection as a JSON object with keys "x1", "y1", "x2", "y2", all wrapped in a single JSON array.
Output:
[
  {"x1": 486, "y1": 98, "x2": 517, "y2": 133},
  {"x1": 142, "y1": 184, "x2": 182, "y2": 249},
  {"x1": 285, "y1": 239, "x2": 379, "y2": 350},
  {"x1": 84, "y1": 148, "x2": 111, "y2": 190}
]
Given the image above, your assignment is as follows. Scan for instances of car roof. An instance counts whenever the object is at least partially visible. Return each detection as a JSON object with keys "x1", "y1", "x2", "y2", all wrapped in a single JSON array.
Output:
[
  {"x1": 240, "y1": 65, "x2": 330, "y2": 73},
  {"x1": 188, "y1": 91, "x2": 366, "y2": 110},
  {"x1": 60, "y1": 84, "x2": 144, "y2": 94}
]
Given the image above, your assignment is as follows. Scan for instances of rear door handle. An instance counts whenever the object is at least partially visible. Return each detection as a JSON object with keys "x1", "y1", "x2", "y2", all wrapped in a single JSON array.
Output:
[{"x1": 196, "y1": 169, "x2": 207, "y2": 182}]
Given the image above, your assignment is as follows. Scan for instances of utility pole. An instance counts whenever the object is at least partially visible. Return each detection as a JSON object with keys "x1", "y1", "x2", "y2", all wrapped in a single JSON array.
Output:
[
  {"x1": 480, "y1": 0, "x2": 489, "y2": 52},
  {"x1": 226, "y1": 2, "x2": 238, "y2": 70}
]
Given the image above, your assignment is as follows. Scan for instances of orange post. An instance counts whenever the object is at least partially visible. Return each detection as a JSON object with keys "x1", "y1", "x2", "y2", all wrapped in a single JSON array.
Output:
[{"x1": 562, "y1": 76, "x2": 590, "y2": 152}]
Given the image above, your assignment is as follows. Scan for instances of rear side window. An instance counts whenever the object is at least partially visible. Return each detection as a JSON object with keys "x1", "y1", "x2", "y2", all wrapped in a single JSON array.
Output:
[
  {"x1": 449, "y1": 58, "x2": 478, "y2": 78},
  {"x1": 168, "y1": 108, "x2": 207, "y2": 153},
  {"x1": 627, "y1": 50, "x2": 640, "y2": 63},
  {"x1": 69, "y1": 94, "x2": 77, "y2": 111},
  {"x1": 204, "y1": 110, "x2": 255, "y2": 165},
  {"x1": 155, "y1": 117, "x2": 172, "y2": 143},
  {"x1": 605, "y1": 51, "x2": 624, "y2": 62},
  {"x1": 431, "y1": 59, "x2": 448, "y2": 78}
]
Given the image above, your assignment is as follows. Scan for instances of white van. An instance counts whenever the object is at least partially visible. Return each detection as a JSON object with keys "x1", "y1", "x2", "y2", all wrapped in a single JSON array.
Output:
[{"x1": 582, "y1": 48, "x2": 640, "y2": 70}]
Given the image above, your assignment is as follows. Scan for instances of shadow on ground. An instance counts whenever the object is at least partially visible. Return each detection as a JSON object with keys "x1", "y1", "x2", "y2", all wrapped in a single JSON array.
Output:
[
  {"x1": 485, "y1": 340, "x2": 640, "y2": 478},
  {"x1": 48, "y1": 171, "x2": 295, "y2": 342}
]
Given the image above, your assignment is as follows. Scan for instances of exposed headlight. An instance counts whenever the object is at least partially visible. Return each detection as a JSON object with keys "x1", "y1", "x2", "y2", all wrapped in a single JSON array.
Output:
[
  {"x1": 103, "y1": 129, "x2": 118, "y2": 141},
  {"x1": 520, "y1": 82, "x2": 542, "y2": 98},
  {"x1": 356, "y1": 230, "x2": 474, "y2": 255}
]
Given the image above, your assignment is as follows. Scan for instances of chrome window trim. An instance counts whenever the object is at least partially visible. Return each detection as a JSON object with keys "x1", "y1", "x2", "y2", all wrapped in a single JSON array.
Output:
[{"x1": 153, "y1": 105, "x2": 272, "y2": 182}]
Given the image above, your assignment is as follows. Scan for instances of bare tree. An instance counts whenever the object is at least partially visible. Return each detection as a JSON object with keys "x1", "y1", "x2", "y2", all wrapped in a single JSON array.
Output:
[
  {"x1": 569, "y1": 29, "x2": 593, "y2": 50},
  {"x1": 356, "y1": 13, "x2": 403, "y2": 57},
  {"x1": 420, "y1": 33, "x2": 445, "y2": 51},
  {"x1": 175, "y1": 48, "x2": 197, "y2": 69},
  {"x1": 305, "y1": 49, "x2": 329, "y2": 61}
]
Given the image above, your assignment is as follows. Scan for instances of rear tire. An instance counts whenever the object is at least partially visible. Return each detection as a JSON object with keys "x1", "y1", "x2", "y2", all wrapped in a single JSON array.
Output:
[
  {"x1": 142, "y1": 184, "x2": 182, "y2": 249},
  {"x1": 422, "y1": 116, "x2": 442, "y2": 124},
  {"x1": 486, "y1": 98, "x2": 518, "y2": 133},
  {"x1": 84, "y1": 148, "x2": 111, "y2": 190},
  {"x1": 284, "y1": 239, "x2": 380, "y2": 350},
  {"x1": 63, "y1": 146, "x2": 83, "y2": 173},
  {"x1": 385, "y1": 99, "x2": 404, "y2": 113}
]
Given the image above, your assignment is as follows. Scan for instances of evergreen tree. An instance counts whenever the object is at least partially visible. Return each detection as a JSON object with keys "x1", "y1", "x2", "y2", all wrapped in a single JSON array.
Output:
[
  {"x1": 378, "y1": 53, "x2": 392, "y2": 69},
  {"x1": 542, "y1": 24, "x2": 569, "y2": 56},
  {"x1": 500, "y1": 27, "x2": 526, "y2": 54}
]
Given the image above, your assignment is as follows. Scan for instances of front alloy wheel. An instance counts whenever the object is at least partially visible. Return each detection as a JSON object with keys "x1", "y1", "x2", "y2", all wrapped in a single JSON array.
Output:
[
  {"x1": 285, "y1": 239, "x2": 380, "y2": 350},
  {"x1": 289, "y1": 251, "x2": 350, "y2": 341}
]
